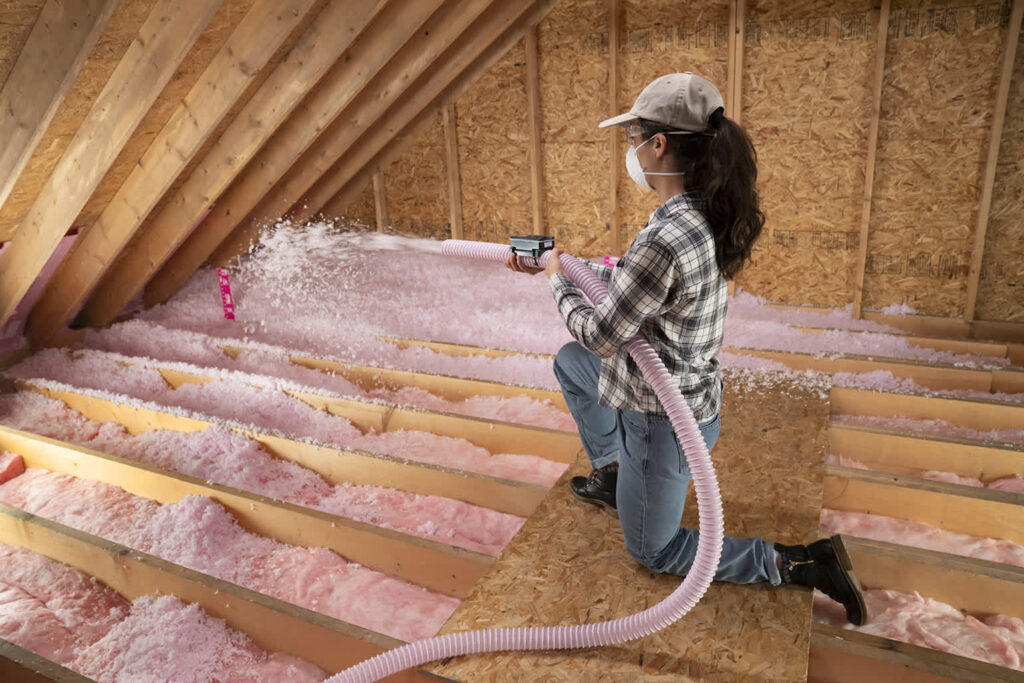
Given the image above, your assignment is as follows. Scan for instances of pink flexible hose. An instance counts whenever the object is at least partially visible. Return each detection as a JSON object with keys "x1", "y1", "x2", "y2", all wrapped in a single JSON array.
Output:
[{"x1": 328, "y1": 240, "x2": 724, "y2": 682}]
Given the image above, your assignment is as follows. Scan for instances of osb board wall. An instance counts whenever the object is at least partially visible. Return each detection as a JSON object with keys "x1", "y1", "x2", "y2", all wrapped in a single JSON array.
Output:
[
  {"x1": 382, "y1": 110, "x2": 450, "y2": 241},
  {"x1": 0, "y1": 0, "x2": 45, "y2": 90},
  {"x1": 618, "y1": 0, "x2": 731, "y2": 248},
  {"x1": 458, "y1": 40, "x2": 533, "y2": 245},
  {"x1": 0, "y1": 0, "x2": 155, "y2": 243},
  {"x1": 538, "y1": 0, "x2": 610, "y2": 258},
  {"x1": 977, "y1": 24, "x2": 1024, "y2": 322},
  {"x1": 425, "y1": 371, "x2": 826, "y2": 681},
  {"x1": 862, "y1": 0, "x2": 1009, "y2": 316},
  {"x1": 734, "y1": 0, "x2": 877, "y2": 308}
]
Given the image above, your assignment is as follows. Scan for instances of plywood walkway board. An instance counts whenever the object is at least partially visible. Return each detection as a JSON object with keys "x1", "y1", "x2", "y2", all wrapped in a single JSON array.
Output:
[
  {"x1": 810, "y1": 537, "x2": 1024, "y2": 683},
  {"x1": 425, "y1": 372, "x2": 825, "y2": 681},
  {"x1": 142, "y1": 0, "x2": 451, "y2": 304},
  {"x1": 75, "y1": 0, "x2": 388, "y2": 330},
  {"x1": 0, "y1": 638, "x2": 92, "y2": 683},
  {"x1": 26, "y1": 382, "x2": 547, "y2": 517},
  {"x1": 0, "y1": 0, "x2": 118, "y2": 215},
  {"x1": 0, "y1": 504, "x2": 423, "y2": 678},
  {"x1": 24, "y1": 0, "x2": 319, "y2": 345},
  {"x1": 824, "y1": 465, "x2": 1024, "y2": 545},
  {"x1": 829, "y1": 423, "x2": 1024, "y2": 482},
  {"x1": 830, "y1": 387, "x2": 1024, "y2": 432},
  {"x1": 0, "y1": 424, "x2": 491, "y2": 598},
  {"x1": 287, "y1": 351, "x2": 569, "y2": 412},
  {"x1": 0, "y1": 0, "x2": 223, "y2": 330}
]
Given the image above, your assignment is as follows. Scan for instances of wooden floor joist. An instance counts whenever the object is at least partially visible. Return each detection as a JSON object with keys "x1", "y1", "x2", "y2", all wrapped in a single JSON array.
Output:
[
  {"x1": 828, "y1": 423, "x2": 1024, "y2": 482},
  {"x1": 830, "y1": 387, "x2": 1024, "y2": 431},
  {"x1": 0, "y1": 639, "x2": 90, "y2": 683},
  {"x1": 0, "y1": 425, "x2": 492, "y2": 598},
  {"x1": 792, "y1": 326, "x2": 1013, "y2": 361},
  {"x1": 0, "y1": 504, "x2": 428, "y2": 679},
  {"x1": 27, "y1": 382, "x2": 547, "y2": 518},
  {"x1": 810, "y1": 537, "x2": 1024, "y2": 683}
]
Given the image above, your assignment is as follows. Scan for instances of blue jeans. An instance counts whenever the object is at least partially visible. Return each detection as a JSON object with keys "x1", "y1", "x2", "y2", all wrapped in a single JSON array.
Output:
[{"x1": 554, "y1": 342, "x2": 781, "y2": 585}]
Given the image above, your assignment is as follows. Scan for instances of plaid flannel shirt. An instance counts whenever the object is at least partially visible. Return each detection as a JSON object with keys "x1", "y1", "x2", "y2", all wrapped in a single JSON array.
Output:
[{"x1": 548, "y1": 192, "x2": 727, "y2": 422}]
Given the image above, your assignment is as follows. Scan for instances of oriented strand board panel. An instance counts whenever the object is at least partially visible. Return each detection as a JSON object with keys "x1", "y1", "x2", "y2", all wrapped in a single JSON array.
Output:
[
  {"x1": 977, "y1": 23, "x2": 1024, "y2": 323},
  {"x1": 538, "y1": 0, "x2": 611, "y2": 258},
  {"x1": 735, "y1": 0, "x2": 877, "y2": 308},
  {"x1": 618, "y1": 0, "x2": 731, "y2": 249},
  {"x1": 0, "y1": 1, "x2": 46, "y2": 91},
  {"x1": 67, "y1": 0, "x2": 258, "y2": 235},
  {"x1": 327, "y1": 184, "x2": 377, "y2": 231},
  {"x1": 457, "y1": 40, "x2": 533, "y2": 245},
  {"x1": 425, "y1": 371, "x2": 826, "y2": 681},
  {"x1": 862, "y1": 1, "x2": 1009, "y2": 316},
  {"x1": 0, "y1": 0, "x2": 154, "y2": 243},
  {"x1": 383, "y1": 111, "x2": 450, "y2": 240}
]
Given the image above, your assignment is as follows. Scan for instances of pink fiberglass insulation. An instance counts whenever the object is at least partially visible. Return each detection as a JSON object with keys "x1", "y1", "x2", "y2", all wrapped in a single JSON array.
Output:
[
  {"x1": 0, "y1": 543, "x2": 324, "y2": 682},
  {"x1": 6, "y1": 350, "x2": 566, "y2": 485},
  {"x1": 0, "y1": 470, "x2": 459, "y2": 641},
  {"x1": 832, "y1": 370, "x2": 1024, "y2": 404},
  {"x1": 823, "y1": 454, "x2": 1024, "y2": 494},
  {"x1": 0, "y1": 391, "x2": 523, "y2": 556},
  {"x1": 832, "y1": 413, "x2": 1024, "y2": 447},
  {"x1": 812, "y1": 589, "x2": 1024, "y2": 670},
  {"x1": 726, "y1": 290, "x2": 899, "y2": 333},
  {"x1": 819, "y1": 509, "x2": 1024, "y2": 568},
  {"x1": 81, "y1": 320, "x2": 576, "y2": 431}
]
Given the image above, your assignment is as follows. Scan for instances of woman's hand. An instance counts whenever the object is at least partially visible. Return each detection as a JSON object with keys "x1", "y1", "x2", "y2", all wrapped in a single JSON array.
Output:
[
  {"x1": 544, "y1": 248, "x2": 565, "y2": 279},
  {"x1": 504, "y1": 252, "x2": 545, "y2": 275}
]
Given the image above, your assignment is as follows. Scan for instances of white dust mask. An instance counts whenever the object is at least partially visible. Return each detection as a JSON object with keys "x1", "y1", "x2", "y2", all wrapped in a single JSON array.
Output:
[{"x1": 625, "y1": 132, "x2": 691, "y2": 191}]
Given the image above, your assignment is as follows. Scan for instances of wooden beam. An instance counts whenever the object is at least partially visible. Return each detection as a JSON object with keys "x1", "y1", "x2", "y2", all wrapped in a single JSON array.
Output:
[
  {"x1": 271, "y1": 0, "x2": 553, "y2": 226},
  {"x1": 29, "y1": 382, "x2": 548, "y2": 517},
  {"x1": 607, "y1": 0, "x2": 621, "y2": 255},
  {"x1": 965, "y1": 0, "x2": 1024, "y2": 322},
  {"x1": 0, "y1": 0, "x2": 223, "y2": 330},
  {"x1": 380, "y1": 334, "x2": 554, "y2": 360},
  {"x1": 0, "y1": 0, "x2": 118, "y2": 213},
  {"x1": 793, "y1": 326, "x2": 1009, "y2": 359},
  {"x1": 0, "y1": 504, "x2": 414, "y2": 676},
  {"x1": 0, "y1": 424, "x2": 492, "y2": 598},
  {"x1": 732, "y1": 0, "x2": 745, "y2": 126},
  {"x1": 138, "y1": 0, "x2": 471, "y2": 305},
  {"x1": 524, "y1": 24, "x2": 544, "y2": 236},
  {"x1": 0, "y1": 639, "x2": 90, "y2": 683},
  {"x1": 372, "y1": 170, "x2": 390, "y2": 233},
  {"x1": 828, "y1": 423, "x2": 1024, "y2": 482},
  {"x1": 830, "y1": 386, "x2": 1024, "y2": 431},
  {"x1": 24, "y1": 0, "x2": 319, "y2": 345},
  {"x1": 74, "y1": 0, "x2": 390, "y2": 329},
  {"x1": 442, "y1": 103, "x2": 465, "y2": 239},
  {"x1": 852, "y1": 0, "x2": 891, "y2": 319},
  {"x1": 824, "y1": 465, "x2": 1024, "y2": 545}
]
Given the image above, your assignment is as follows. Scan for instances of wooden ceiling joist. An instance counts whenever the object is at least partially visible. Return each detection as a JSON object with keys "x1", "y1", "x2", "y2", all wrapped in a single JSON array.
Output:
[
  {"x1": 0, "y1": 0, "x2": 118, "y2": 215},
  {"x1": 282, "y1": 0, "x2": 548, "y2": 226},
  {"x1": 0, "y1": 0, "x2": 223, "y2": 330},
  {"x1": 23, "y1": 0, "x2": 320, "y2": 345},
  {"x1": 141, "y1": 0, "x2": 454, "y2": 301},
  {"x1": 143, "y1": 0, "x2": 496, "y2": 307},
  {"x1": 71, "y1": 0, "x2": 388, "y2": 330}
]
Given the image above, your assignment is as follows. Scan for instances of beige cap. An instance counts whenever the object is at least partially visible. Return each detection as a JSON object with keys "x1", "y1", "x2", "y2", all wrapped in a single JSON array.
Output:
[{"x1": 599, "y1": 72, "x2": 724, "y2": 132}]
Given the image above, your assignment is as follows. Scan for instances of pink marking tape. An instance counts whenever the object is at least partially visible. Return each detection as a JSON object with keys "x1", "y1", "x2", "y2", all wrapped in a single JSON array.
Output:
[
  {"x1": 217, "y1": 268, "x2": 235, "y2": 320},
  {"x1": 603, "y1": 255, "x2": 619, "y2": 267}
]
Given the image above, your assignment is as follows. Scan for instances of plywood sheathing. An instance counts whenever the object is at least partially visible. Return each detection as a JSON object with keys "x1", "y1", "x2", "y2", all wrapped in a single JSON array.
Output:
[
  {"x1": 734, "y1": 0, "x2": 877, "y2": 309},
  {"x1": 0, "y1": 0, "x2": 153, "y2": 244},
  {"x1": 977, "y1": 21, "x2": 1024, "y2": 323},
  {"x1": 0, "y1": 1, "x2": 46, "y2": 90},
  {"x1": 618, "y1": 0, "x2": 731, "y2": 250},
  {"x1": 862, "y1": 0, "x2": 1009, "y2": 317},
  {"x1": 538, "y1": 0, "x2": 611, "y2": 258},
  {"x1": 457, "y1": 40, "x2": 533, "y2": 245},
  {"x1": 425, "y1": 371, "x2": 825, "y2": 681},
  {"x1": 383, "y1": 111, "x2": 450, "y2": 241}
]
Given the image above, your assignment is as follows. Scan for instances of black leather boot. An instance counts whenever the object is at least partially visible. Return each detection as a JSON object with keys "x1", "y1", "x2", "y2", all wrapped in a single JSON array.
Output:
[
  {"x1": 776, "y1": 534, "x2": 867, "y2": 626},
  {"x1": 569, "y1": 463, "x2": 618, "y2": 516}
]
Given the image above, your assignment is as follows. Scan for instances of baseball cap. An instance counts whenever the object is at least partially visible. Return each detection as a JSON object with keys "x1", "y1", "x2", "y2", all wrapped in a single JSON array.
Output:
[{"x1": 599, "y1": 72, "x2": 724, "y2": 132}]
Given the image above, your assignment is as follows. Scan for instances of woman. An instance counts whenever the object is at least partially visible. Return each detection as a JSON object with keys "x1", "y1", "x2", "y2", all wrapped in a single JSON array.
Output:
[{"x1": 507, "y1": 73, "x2": 865, "y2": 625}]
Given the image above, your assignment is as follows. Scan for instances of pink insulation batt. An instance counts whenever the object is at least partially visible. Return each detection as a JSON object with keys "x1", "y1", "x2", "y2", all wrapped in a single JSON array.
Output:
[
  {"x1": 7, "y1": 349, "x2": 566, "y2": 486},
  {"x1": 832, "y1": 413, "x2": 1024, "y2": 447},
  {"x1": 0, "y1": 471, "x2": 459, "y2": 642},
  {"x1": 0, "y1": 543, "x2": 323, "y2": 682},
  {"x1": 824, "y1": 454, "x2": 1024, "y2": 494},
  {"x1": 813, "y1": 589, "x2": 1024, "y2": 670}
]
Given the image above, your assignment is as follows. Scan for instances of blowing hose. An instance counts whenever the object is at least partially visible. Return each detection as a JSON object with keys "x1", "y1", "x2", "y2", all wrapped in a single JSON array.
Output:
[{"x1": 327, "y1": 240, "x2": 724, "y2": 682}]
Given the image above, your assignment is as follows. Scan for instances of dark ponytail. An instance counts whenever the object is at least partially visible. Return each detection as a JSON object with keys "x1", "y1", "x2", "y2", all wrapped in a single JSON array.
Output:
[{"x1": 641, "y1": 110, "x2": 765, "y2": 279}]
